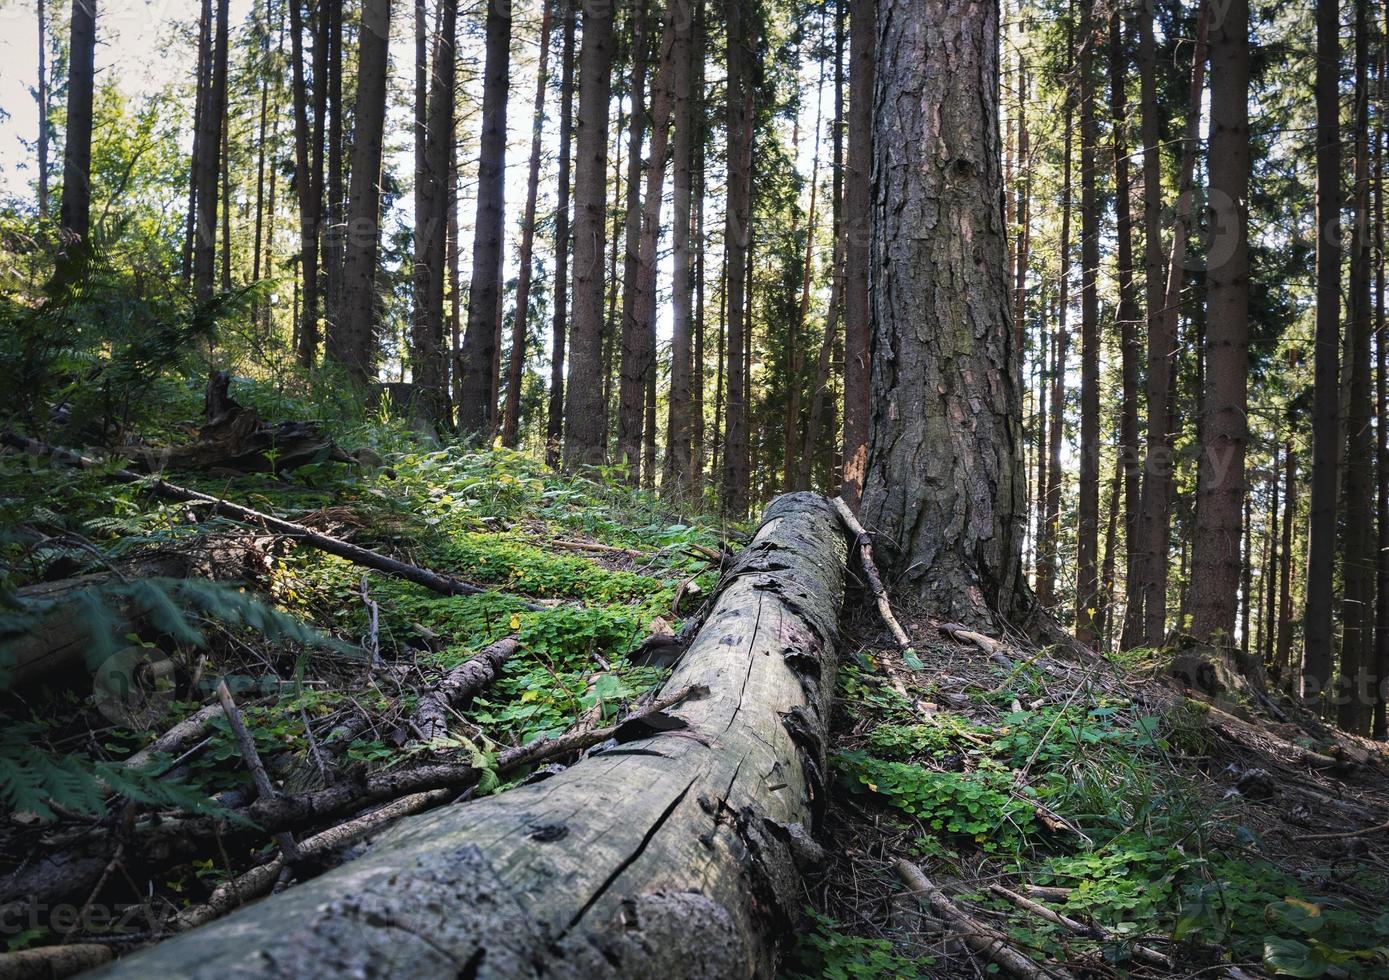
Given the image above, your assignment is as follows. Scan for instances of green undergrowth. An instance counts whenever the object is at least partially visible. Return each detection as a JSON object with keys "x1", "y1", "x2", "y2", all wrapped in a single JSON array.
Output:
[{"x1": 804, "y1": 656, "x2": 1389, "y2": 978}]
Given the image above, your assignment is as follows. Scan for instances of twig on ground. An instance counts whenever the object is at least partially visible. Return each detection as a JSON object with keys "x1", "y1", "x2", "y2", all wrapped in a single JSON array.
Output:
[
  {"x1": 830, "y1": 497, "x2": 913, "y2": 651},
  {"x1": 896, "y1": 859, "x2": 1073, "y2": 980},
  {"x1": 215, "y1": 681, "x2": 302, "y2": 862},
  {"x1": 989, "y1": 884, "x2": 1172, "y2": 969},
  {"x1": 1295, "y1": 818, "x2": 1389, "y2": 842}
]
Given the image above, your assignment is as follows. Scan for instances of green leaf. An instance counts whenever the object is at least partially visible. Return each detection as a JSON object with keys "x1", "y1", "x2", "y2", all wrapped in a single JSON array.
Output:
[{"x1": 1263, "y1": 937, "x2": 1330, "y2": 978}]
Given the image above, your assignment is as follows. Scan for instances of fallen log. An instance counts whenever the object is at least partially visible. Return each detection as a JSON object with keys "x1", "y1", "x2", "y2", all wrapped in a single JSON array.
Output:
[
  {"x1": 0, "y1": 943, "x2": 112, "y2": 980},
  {"x1": 92, "y1": 492, "x2": 848, "y2": 978},
  {"x1": 0, "y1": 433, "x2": 544, "y2": 612}
]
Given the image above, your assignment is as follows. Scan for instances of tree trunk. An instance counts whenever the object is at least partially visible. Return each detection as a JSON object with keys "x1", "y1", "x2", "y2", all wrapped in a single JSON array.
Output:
[
  {"x1": 413, "y1": 0, "x2": 457, "y2": 410},
  {"x1": 60, "y1": 0, "x2": 97, "y2": 245},
  {"x1": 251, "y1": 6, "x2": 270, "y2": 292},
  {"x1": 184, "y1": 0, "x2": 211, "y2": 282},
  {"x1": 720, "y1": 0, "x2": 754, "y2": 515},
  {"x1": 322, "y1": 0, "x2": 345, "y2": 334},
  {"x1": 662, "y1": 0, "x2": 696, "y2": 499},
  {"x1": 289, "y1": 0, "x2": 322, "y2": 368},
  {"x1": 1076, "y1": 0, "x2": 1100, "y2": 647},
  {"x1": 458, "y1": 0, "x2": 513, "y2": 434},
  {"x1": 96, "y1": 494, "x2": 848, "y2": 980},
  {"x1": 1263, "y1": 442, "x2": 1280, "y2": 668},
  {"x1": 1376, "y1": 44, "x2": 1389, "y2": 736},
  {"x1": 501, "y1": 1, "x2": 554, "y2": 448},
  {"x1": 547, "y1": 1, "x2": 577, "y2": 468},
  {"x1": 220, "y1": 94, "x2": 232, "y2": 291},
  {"x1": 859, "y1": 0, "x2": 1024, "y2": 627},
  {"x1": 332, "y1": 0, "x2": 392, "y2": 384},
  {"x1": 840, "y1": 0, "x2": 874, "y2": 507},
  {"x1": 1277, "y1": 439, "x2": 1297, "y2": 684},
  {"x1": 1339, "y1": 0, "x2": 1373, "y2": 729},
  {"x1": 1303, "y1": 0, "x2": 1342, "y2": 700},
  {"x1": 692, "y1": 0, "x2": 709, "y2": 485},
  {"x1": 1110, "y1": 10, "x2": 1142, "y2": 650},
  {"x1": 562, "y1": 0, "x2": 617, "y2": 468},
  {"x1": 192, "y1": 0, "x2": 229, "y2": 299},
  {"x1": 1188, "y1": 0, "x2": 1249, "y2": 649},
  {"x1": 1134, "y1": 0, "x2": 1209, "y2": 647},
  {"x1": 37, "y1": 0, "x2": 49, "y2": 217}
]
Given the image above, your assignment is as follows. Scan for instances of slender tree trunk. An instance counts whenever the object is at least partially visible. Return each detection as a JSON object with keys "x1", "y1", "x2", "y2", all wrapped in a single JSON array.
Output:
[
  {"x1": 602, "y1": 112, "x2": 623, "y2": 453},
  {"x1": 413, "y1": 0, "x2": 457, "y2": 410},
  {"x1": 1264, "y1": 442, "x2": 1280, "y2": 668},
  {"x1": 252, "y1": 11, "x2": 270, "y2": 290},
  {"x1": 1036, "y1": 59, "x2": 1073, "y2": 612},
  {"x1": 60, "y1": 0, "x2": 98, "y2": 246},
  {"x1": 185, "y1": 0, "x2": 212, "y2": 282},
  {"x1": 1376, "y1": 40, "x2": 1389, "y2": 737},
  {"x1": 1339, "y1": 0, "x2": 1373, "y2": 729},
  {"x1": 1076, "y1": 0, "x2": 1101, "y2": 647},
  {"x1": 193, "y1": 0, "x2": 229, "y2": 300},
  {"x1": 1099, "y1": 453, "x2": 1122, "y2": 652},
  {"x1": 1134, "y1": 1, "x2": 1209, "y2": 646},
  {"x1": 456, "y1": 0, "x2": 512, "y2": 433},
  {"x1": 411, "y1": 0, "x2": 428, "y2": 380},
  {"x1": 1304, "y1": 0, "x2": 1342, "y2": 700},
  {"x1": 37, "y1": 0, "x2": 49, "y2": 217},
  {"x1": 1188, "y1": 0, "x2": 1249, "y2": 650},
  {"x1": 800, "y1": 0, "x2": 847, "y2": 492},
  {"x1": 562, "y1": 0, "x2": 617, "y2": 468},
  {"x1": 692, "y1": 0, "x2": 708, "y2": 486},
  {"x1": 720, "y1": 0, "x2": 754, "y2": 515},
  {"x1": 1277, "y1": 438, "x2": 1297, "y2": 683},
  {"x1": 449, "y1": 143, "x2": 464, "y2": 418},
  {"x1": 333, "y1": 0, "x2": 392, "y2": 384},
  {"x1": 1240, "y1": 492, "x2": 1253, "y2": 657},
  {"x1": 840, "y1": 0, "x2": 874, "y2": 507},
  {"x1": 322, "y1": 0, "x2": 345, "y2": 334},
  {"x1": 548, "y1": 0, "x2": 576, "y2": 467},
  {"x1": 220, "y1": 107, "x2": 233, "y2": 291},
  {"x1": 1033, "y1": 317, "x2": 1048, "y2": 584},
  {"x1": 662, "y1": 0, "x2": 696, "y2": 497},
  {"x1": 624, "y1": 9, "x2": 678, "y2": 484},
  {"x1": 860, "y1": 0, "x2": 1024, "y2": 626},
  {"x1": 501, "y1": 1, "x2": 554, "y2": 447},
  {"x1": 1110, "y1": 10, "x2": 1142, "y2": 648},
  {"x1": 289, "y1": 0, "x2": 322, "y2": 367}
]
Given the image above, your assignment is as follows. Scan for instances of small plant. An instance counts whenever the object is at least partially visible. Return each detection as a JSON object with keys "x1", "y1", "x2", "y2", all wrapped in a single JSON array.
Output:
[{"x1": 783, "y1": 909, "x2": 934, "y2": 979}]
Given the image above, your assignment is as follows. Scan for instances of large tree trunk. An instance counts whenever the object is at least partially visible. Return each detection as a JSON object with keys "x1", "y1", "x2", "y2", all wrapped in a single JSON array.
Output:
[
  {"x1": 1187, "y1": 0, "x2": 1249, "y2": 648},
  {"x1": 1303, "y1": 0, "x2": 1342, "y2": 701},
  {"x1": 192, "y1": 0, "x2": 229, "y2": 300},
  {"x1": 839, "y1": 0, "x2": 874, "y2": 507},
  {"x1": 1377, "y1": 50, "x2": 1389, "y2": 736},
  {"x1": 1338, "y1": 0, "x2": 1373, "y2": 729},
  {"x1": 720, "y1": 0, "x2": 754, "y2": 515},
  {"x1": 1076, "y1": 0, "x2": 1100, "y2": 647},
  {"x1": 501, "y1": 0, "x2": 553, "y2": 448},
  {"x1": 60, "y1": 0, "x2": 97, "y2": 244},
  {"x1": 331, "y1": 0, "x2": 392, "y2": 384},
  {"x1": 662, "y1": 0, "x2": 696, "y2": 499},
  {"x1": 547, "y1": 2, "x2": 577, "y2": 468},
  {"x1": 562, "y1": 0, "x2": 617, "y2": 468},
  {"x1": 92, "y1": 494, "x2": 847, "y2": 980},
  {"x1": 458, "y1": 0, "x2": 513, "y2": 434},
  {"x1": 412, "y1": 0, "x2": 457, "y2": 412},
  {"x1": 859, "y1": 0, "x2": 1024, "y2": 627},
  {"x1": 289, "y1": 0, "x2": 323, "y2": 368}
]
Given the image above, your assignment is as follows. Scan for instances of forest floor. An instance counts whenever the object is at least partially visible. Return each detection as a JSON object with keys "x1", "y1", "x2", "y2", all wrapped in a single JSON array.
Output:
[{"x1": 2, "y1": 393, "x2": 1388, "y2": 978}]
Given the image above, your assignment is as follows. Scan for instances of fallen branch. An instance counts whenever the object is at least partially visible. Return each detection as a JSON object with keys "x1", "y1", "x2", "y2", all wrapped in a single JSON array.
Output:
[
  {"x1": 0, "y1": 433, "x2": 545, "y2": 611},
  {"x1": 216, "y1": 681, "x2": 301, "y2": 863},
  {"x1": 830, "y1": 496, "x2": 913, "y2": 651},
  {"x1": 1295, "y1": 818, "x2": 1389, "y2": 842},
  {"x1": 897, "y1": 860, "x2": 1073, "y2": 980},
  {"x1": 122, "y1": 703, "x2": 225, "y2": 774},
  {"x1": 989, "y1": 884, "x2": 1172, "y2": 970},
  {"x1": 409, "y1": 636, "x2": 520, "y2": 743},
  {"x1": 548, "y1": 538, "x2": 653, "y2": 560},
  {"x1": 0, "y1": 943, "x2": 112, "y2": 980}
]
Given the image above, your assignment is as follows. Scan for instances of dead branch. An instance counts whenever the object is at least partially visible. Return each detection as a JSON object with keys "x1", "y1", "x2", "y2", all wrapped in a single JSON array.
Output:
[
  {"x1": 409, "y1": 636, "x2": 520, "y2": 743},
  {"x1": 830, "y1": 496, "x2": 913, "y2": 651},
  {"x1": 215, "y1": 681, "x2": 301, "y2": 862},
  {"x1": 989, "y1": 884, "x2": 1172, "y2": 969}
]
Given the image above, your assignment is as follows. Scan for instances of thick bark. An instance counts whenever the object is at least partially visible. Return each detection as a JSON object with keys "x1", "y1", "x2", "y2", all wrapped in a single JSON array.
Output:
[
  {"x1": 615, "y1": 1, "x2": 654, "y2": 479},
  {"x1": 1303, "y1": 0, "x2": 1342, "y2": 698},
  {"x1": 192, "y1": 0, "x2": 229, "y2": 299},
  {"x1": 1110, "y1": 12, "x2": 1142, "y2": 649},
  {"x1": 332, "y1": 0, "x2": 392, "y2": 384},
  {"x1": 93, "y1": 494, "x2": 847, "y2": 980},
  {"x1": 720, "y1": 0, "x2": 754, "y2": 515},
  {"x1": 1188, "y1": 0, "x2": 1249, "y2": 647},
  {"x1": 1134, "y1": 1, "x2": 1209, "y2": 646},
  {"x1": 1339, "y1": 0, "x2": 1373, "y2": 729},
  {"x1": 662, "y1": 0, "x2": 696, "y2": 498},
  {"x1": 859, "y1": 0, "x2": 1025, "y2": 626},
  {"x1": 840, "y1": 0, "x2": 874, "y2": 507},
  {"x1": 458, "y1": 0, "x2": 513, "y2": 434},
  {"x1": 502, "y1": 1, "x2": 554, "y2": 448},
  {"x1": 562, "y1": 0, "x2": 617, "y2": 468},
  {"x1": 547, "y1": 3, "x2": 577, "y2": 468},
  {"x1": 413, "y1": 0, "x2": 458, "y2": 409},
  {"x1": 60, "y1": 0, "x2": 97, "y2": 244},
  {"x1": 1076, "y1": 0, "x2": 1100, "y2": 646}
]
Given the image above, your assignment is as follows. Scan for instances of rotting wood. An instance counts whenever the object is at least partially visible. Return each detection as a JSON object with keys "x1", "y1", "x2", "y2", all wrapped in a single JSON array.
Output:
[
  {"x1": 831, "y1": 495, "x2": 913, "y2": 651},
  {"x1": 91, "y1": 492, "x2": 848, "y2": 979},
  {"x1": 896, "y1": 860, "x2": 1073, "y2": 980},
  {"x1": 409, "y1": 636, "x2": 519, "y2": 743},
  {"x1": 0, "y1": 433, "x2": 546, "y2": 612},
  {"x1": 988, "y1": 884, "x2": 1172, "y2": 969}
]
